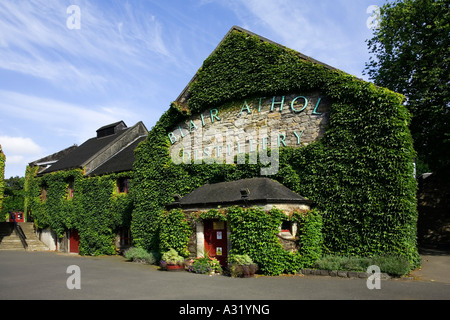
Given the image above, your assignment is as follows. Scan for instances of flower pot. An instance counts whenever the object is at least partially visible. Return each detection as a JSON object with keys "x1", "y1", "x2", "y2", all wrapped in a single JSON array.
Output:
[{"x1": 166, "y1": 264, "x2": 184, "y2": 271}]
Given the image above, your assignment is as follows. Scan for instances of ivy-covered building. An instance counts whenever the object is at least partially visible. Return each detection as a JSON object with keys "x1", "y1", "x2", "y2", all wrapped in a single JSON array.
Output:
[
  {"x1": 23, "y1": 26, "x2": 420, "y2": 274},
  {"x1": 25, "y1": 121, "x2": 148, "y2": 254},
  {"x1": 166, "y1": 177, "x2": 314, "y2": 268},
  {"x1": 131, "y1": 26, "x2": 420, "y2": 274}
]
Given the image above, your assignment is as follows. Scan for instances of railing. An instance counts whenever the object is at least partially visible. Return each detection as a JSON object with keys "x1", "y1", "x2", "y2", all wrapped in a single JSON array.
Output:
[{"x1": 10, "y1": 213, "x2": 28, "y2": 250}]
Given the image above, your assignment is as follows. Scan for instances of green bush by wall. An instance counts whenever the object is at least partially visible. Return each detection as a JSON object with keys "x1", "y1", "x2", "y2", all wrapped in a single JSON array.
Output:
[{"x1": 131, "y1": 29, "x2": 420, "y2": 271}]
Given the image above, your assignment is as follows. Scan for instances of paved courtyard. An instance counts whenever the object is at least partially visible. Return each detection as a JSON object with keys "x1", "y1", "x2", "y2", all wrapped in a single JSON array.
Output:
[{"x1": 0, "y1": 250, "x2": 449, "y2": 301}]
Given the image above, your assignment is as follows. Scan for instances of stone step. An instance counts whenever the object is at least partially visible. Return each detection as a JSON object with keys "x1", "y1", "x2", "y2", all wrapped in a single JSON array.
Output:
[
  {"x1": 26, "y1": 239, "x2": 49, "y2": 251},
  {"x1": 0, "y1": 237, "x2": 26, "y2": 250},
  {"x1": 0, "y1": 222, "x2": 49, "y2": 251}
]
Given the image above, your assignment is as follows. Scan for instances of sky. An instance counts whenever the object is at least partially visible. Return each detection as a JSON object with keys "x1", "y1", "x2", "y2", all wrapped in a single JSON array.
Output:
[{"x1": 0, "y1": 0, "x2": 387, "y2": 178}]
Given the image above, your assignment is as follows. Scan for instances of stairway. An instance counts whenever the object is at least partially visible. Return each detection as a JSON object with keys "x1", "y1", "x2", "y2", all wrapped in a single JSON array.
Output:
[
  {"x1": 0, "y1": 222, "x2": 49, "y2": 251},
  {"x1": 0, "y1": 223, "x2": 24, "y2": 251}
]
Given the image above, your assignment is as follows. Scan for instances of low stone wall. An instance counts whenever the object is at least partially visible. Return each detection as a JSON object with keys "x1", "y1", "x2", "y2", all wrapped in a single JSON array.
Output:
[{"x1": 38, "y1": 229, "x2": 57, "y2": 251}]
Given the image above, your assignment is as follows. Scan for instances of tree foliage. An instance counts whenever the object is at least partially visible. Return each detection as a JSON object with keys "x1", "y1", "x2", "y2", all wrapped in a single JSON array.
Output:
[
  {"x1": 365, "y1": 0, "x2": 450, "y2": 174},
  {"x1": 1, "y1": 176, "x2": 25, "y2": 220}
]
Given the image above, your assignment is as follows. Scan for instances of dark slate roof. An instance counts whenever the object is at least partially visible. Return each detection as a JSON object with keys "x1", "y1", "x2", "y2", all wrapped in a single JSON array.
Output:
[
  {"x1": 41, "y1": 128, "x2": 129, "y2": 174},
  {"x1": 88, "y1": 136, "x2": 146, "y2": 176},
  {"x1": 167, "y1": 177, "x2": 312, "y2": 209},
  {"x1": 29, "y1": 145, "x2": 79, "y2": 174}
]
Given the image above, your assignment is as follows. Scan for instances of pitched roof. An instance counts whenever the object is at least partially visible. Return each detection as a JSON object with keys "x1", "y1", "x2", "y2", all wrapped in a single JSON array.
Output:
[
  {"x1": 39, "y1": 121, "x2": 148, "y2": 176},
  {"x1": 88, "y1": 136, "x2": 146, "y2": 176},
  {"x1": 29, "y1": 145, "x2": 78, "y2": 174},
  {"x1": 167, "y1": 177, "x2": 312, "y2": 209},
  {"x1": 41, "y1": 127, "x2": 128, "y2": 174}
]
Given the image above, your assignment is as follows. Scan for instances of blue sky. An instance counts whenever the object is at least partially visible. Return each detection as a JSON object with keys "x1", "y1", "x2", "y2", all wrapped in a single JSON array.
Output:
[{"x1": 0, "y1": 0, "x2": 386, "y2": 178}]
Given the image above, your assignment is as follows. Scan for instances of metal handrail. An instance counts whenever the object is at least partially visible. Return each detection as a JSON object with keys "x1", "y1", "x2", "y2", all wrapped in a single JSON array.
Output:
[{"x1": 10, "y1": 213, "x2": 28, "y2": 250}]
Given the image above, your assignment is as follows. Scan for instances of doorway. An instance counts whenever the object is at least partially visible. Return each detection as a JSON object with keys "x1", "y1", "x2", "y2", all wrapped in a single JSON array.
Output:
[
  {"x1": 69, "y1": 229, "x2": 80, "y2": 253},
  {"x1": 203, "y1": 220, "x2": 228, "y2": 267}
]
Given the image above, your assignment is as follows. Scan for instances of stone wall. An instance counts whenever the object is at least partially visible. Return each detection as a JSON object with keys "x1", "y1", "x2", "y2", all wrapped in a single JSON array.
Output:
[{"x1": 169, "y1": 92, "x2": 330, "y2": 163}]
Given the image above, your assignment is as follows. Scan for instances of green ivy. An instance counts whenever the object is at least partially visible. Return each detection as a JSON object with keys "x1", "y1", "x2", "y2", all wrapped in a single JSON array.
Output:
[
  {"x1": 293, "y1": 209, "x2": 323, "y2": 268},
  {"x1": 159, "y1": 208, "x2": 192, "y2": 257},
  {"x1": 227, "y1": 206, "x2": 301, "y2": 276},
  {"x1": 131, "y1": 29, "x2": 420, "y2": 272},
  {"x1": 24, "y1": 167, "x2": 133, "y2": 255}
]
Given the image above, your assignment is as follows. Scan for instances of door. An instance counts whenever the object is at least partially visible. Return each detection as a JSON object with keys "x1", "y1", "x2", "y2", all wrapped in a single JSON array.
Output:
[
  {"x1": 204, "y1": 220, "x2": 227, "y2": 267},
  {"x1": 9, "y1": 212, "x2": 24, "y2": 223},
  {"x1": 69, "y1": 229, "x2": 80, "y2": 253}
]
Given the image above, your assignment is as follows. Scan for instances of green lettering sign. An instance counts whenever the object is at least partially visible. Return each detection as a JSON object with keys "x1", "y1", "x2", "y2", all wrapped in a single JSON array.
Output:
[{"x1": 291, "y1": 96, "x2": 308, "y2": 113}]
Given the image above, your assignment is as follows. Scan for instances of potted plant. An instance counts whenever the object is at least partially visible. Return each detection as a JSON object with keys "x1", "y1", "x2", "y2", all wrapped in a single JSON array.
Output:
[
  {"x1": 160, "y1": 248, "x2": 185, "y2": 271},
  {"x1": 188, "y1": 256, "x2": 222, "y2": 275},
  {"x1": 228, "y1": 254, "x2": 258, "y2": 278}
]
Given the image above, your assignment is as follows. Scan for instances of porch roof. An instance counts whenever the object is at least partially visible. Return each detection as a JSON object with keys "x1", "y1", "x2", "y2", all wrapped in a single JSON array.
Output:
[{"x1": 166, "y1": 177, "x2": 312, "y2": 210}]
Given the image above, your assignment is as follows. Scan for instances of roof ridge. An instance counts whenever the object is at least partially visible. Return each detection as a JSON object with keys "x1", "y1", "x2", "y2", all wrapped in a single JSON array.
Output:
[{"x1": 174, "y1": 25, "x2": 339, "y2": 105}]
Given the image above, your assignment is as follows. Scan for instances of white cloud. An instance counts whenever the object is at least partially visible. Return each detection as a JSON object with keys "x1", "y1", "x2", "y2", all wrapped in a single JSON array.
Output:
[
  {"x1": 0, "y1": 136, "x2": 42, "y2": 156},
  {"x1": 217, "y1": 0, "x2": 376, "y2": 78},
  {"x1": 0, "y1": 136, "x2": 44, "y2": 177},
  {"x1": 0, "y1": 89, "x2": 140, "y2": 144},
  {"x1": 0, "y1": 0, "x2": 172, "y2": 91}
]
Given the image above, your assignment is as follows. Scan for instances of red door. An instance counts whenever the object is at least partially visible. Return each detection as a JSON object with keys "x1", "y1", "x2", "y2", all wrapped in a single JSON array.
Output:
[
  {"x1": 9, "y1": 212, "x2": 24, "y2": 223},
  {"x1": 204, "y1": 220, "x2": 227, "y2": 267},
  {"x1": 69, "y1": 229, "x2": 80, "y2": 253}
]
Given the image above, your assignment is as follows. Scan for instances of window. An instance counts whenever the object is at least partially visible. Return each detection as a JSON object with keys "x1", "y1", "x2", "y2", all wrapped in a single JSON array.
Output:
[
  {"x1": 40, "y1": 184, "x2": 48, "y2": 201},
  {"x1": 119, "y1": 228, "x2": 131, "y2": 246},
  {"x1": 279, "y1": 221, "x2": 297, "y2": 240},
  {"x1": 281, "y1": 220, "x2": 291, "y2": 233},
  {"x1": 67, "y1": 177, "x2": 75, "y2": 199},
  {"x1": 117, "y1": 178, "x2": 129, "y2": 194}
]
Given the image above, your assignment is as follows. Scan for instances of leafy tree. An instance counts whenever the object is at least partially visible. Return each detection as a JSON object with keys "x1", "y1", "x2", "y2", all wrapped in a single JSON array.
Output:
[
  {"x1": 1, "y1": 176, "x2": 25, "y2": 220},
  {"x1": 365, "y1": 0, "x2": 449, "y2": 175}
]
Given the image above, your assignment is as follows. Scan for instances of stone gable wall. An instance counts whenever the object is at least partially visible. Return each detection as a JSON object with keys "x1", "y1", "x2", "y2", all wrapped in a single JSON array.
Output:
[{"x1": 168, "y1": 92, "x2": 330, "y2": 162}]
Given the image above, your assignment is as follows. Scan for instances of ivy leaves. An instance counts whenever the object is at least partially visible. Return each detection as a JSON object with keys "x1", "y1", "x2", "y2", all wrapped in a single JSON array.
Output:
[
  {"x1": 25, "y1": 169, "x2": 133, "y2": 255},
  {"x1": 132, "y1": 28, "x2": 420, "y2": 270}
]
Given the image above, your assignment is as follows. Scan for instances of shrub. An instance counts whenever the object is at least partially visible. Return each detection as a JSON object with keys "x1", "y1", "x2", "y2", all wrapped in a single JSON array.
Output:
[
  {"x1": 124, "y1": 247, "x2": 157, "y2": 264},
  {"x1": 188, "y1": 256, "x2": 222, "y2": 275},
  {"x1": 313, "y1": 254, "x2": 412, "y2": 276},
  {"x1": 228, "y1": 254, "x2": 258, "y2": 278},
  {"x1": 161, "y1": 248, "x2": 184, "y2": 265},
  {"x1": 228, "y1": 254, "x2": 254, "y2": 265},
  {"x1": 370, "y1": 255, "x2": 411, "y2": 276}
]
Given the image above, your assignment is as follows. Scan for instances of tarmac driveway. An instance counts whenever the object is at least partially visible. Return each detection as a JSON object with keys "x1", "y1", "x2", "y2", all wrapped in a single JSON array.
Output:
[{"x1": 0, "y1": 250, "x2": 449, "y2": 301}]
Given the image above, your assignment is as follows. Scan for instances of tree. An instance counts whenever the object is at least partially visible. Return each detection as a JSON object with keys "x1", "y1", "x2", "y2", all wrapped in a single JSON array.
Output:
[
  {"x1": 1, "y1": 176, "x2": 25, "y2": 220},
  {"x1": 365, "y1": 0, "x2": 449, "y2": 175}
]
